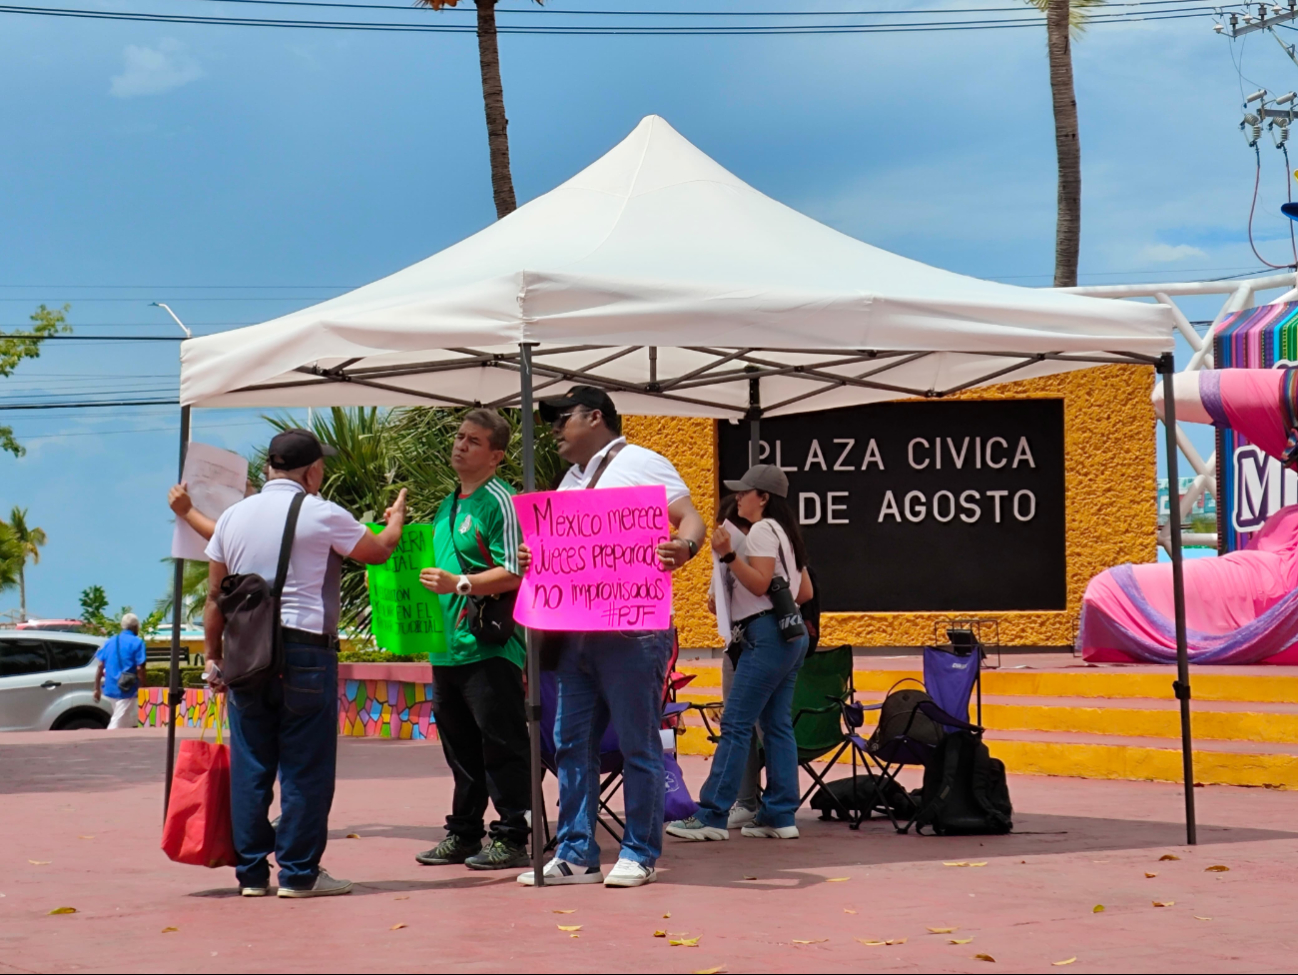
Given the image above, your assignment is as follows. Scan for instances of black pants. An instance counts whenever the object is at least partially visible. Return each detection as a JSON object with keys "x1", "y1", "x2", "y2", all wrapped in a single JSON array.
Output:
[{"x1": 432, "y1": 656, "x2": 530, "y2": 846}]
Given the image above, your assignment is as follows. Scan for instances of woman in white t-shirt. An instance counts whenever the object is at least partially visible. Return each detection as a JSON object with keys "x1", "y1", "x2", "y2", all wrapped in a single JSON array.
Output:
[{"x1": 668, "y1": 464, "x2": 814, "y2": 843}]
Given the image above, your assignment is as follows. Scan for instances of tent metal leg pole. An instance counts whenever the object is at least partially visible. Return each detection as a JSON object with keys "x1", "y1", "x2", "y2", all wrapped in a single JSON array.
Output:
[
  {"x1": 164, "y1": 404, "x2": 190, "y2": 820},
  {"x1": 1159, "y1": 354, "x2": 1196, "y2": 845},
  {"x1": 748, "y1": 371, "x2": 761, "y2": 466},
  {"x1": 519, "y1": 343, "x2": 546, "y2": 886}
]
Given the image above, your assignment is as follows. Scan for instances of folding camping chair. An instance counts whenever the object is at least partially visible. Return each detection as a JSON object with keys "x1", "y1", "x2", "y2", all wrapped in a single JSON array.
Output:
[
  {"x1": 683, "y1": 644, "x2": 867, "y2": 828},
  {"x1": 537, "y1": 630, "x2": 690, "y2": 848},
  {"x1": 853, "y1": 635, "x2": 986, "y2": 832}
]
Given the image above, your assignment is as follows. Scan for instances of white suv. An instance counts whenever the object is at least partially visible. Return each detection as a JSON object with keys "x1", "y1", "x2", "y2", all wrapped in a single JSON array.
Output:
[{"x1": 0, "y1": 632, "x2": 112, "y2": 731}]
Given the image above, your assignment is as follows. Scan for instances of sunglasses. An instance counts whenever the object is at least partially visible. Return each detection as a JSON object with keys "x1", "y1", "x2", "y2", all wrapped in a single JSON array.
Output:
[{"x1": 550, "y1": 408, "x2": 588, "y2": 431}]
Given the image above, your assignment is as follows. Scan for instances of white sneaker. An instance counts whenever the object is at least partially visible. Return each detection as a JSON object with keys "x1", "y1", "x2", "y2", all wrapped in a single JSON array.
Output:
[
  {"x1": 277, "y1": 869, "x2": 353, "y2": 897},
  {"x1": 665, "y1": 816, "x2": 729, "y2": 842},
  {"x1": 741, "y1": 824, "x2": 800, "y2": 839},
  {"x1": 604, "y1": 857, "x2": 657, "y2": 888},
  {"x1": 727, "y1": 805, "x2": 757, "y2": 829},
  {"x1": 516, "y1": 857, "x2": 604, "y2": 886}
]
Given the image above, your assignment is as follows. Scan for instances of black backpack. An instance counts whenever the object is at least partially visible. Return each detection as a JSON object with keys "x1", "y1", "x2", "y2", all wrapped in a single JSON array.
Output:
[{"x1": 913, "y1": 731, "x2": 1013, "y2": 835}]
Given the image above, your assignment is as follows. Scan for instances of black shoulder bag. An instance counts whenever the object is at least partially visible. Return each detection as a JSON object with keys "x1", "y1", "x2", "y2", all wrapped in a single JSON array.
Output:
[
  {"x1": 448, "y1": 493, "x2": 517, "y2": 646},
  {"x1": 217, "y1": 492, "x2": 305, "y2": 689}
]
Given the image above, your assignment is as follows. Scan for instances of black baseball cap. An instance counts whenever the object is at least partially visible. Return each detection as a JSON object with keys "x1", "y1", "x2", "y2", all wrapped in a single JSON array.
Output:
[
  {"x1": 267, "y1": 428, "x2": 337, "y2": 470},
  {"x1": 536, "y1": 385, "x2": 619, "y2": 425}
]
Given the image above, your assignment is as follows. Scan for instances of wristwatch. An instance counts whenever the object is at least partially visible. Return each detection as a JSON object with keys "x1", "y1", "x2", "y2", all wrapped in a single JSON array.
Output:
[
  {"x1": 684, "y1": 538, "x2": 699, "y2": 559},
  {"x1": 720, "y1": 551, "x2": 736, "y2": 564},
  {"x1": 455, "y1": 575, "x2": 473, "y2": 596}
]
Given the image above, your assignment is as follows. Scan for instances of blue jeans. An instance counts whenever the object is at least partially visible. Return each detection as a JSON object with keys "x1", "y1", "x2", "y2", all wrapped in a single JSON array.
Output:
[
  {"x1": 695, "y1": 614, "x2": 808, "y2": 830},
  {"x1": 553, "y1": 629, "x2": 672, "y2": 868},
  {"x1": 227, "y1": 643, "x2": 338, "y2": 890}
]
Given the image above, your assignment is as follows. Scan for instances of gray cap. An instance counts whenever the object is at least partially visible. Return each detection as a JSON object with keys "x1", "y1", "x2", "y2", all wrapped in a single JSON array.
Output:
[{"x1": 722, "y1": 464, "x2": 789, "y2": 498}]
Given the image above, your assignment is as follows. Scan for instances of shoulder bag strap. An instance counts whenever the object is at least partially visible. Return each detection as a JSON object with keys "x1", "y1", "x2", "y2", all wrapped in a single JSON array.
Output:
[
  {"x1": 273, "y1": 492, "x2": 307, "y2": 599},
  {"x1": 447, "y1": 493, "x2": 472, "y2": 576},
  {"x1": 585, "y1": 441, "x2": 626, "y2": 490}
]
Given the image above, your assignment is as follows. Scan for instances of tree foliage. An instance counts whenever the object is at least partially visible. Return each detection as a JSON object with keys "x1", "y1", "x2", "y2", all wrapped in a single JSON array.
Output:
[
  {"x1": 0, "y1": 305, "x2": 72, "y2": 457},
  {"x1": 248, "y1": 406, "x2": 562, "y2": 642},
  {"x1": 79, "y1": 583, "x2": 165, "y2": 637},
  {"x1": 1022, "y1": 0, "x2": 1105, "y2": 38}
]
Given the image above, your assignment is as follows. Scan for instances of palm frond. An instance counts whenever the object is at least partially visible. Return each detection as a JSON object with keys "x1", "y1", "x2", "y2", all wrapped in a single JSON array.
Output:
[{"x1": 1022, "y1": 0, "x2": 1104, "y2": 37}]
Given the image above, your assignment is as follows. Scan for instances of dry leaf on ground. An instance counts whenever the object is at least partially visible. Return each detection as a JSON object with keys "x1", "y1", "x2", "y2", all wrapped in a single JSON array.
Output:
[
  {"x1": 345, "y1": 833, "x2": 360, "y2": 839},
  {"x1": 1205, "y1": 865, "x2": 1230, "y2": 872},
  {"x1": 1159, "y1": 854, "x2": 1180, "y2": 861},
  {"x1": 886, "y1": 938, "x2": 907, "y2": 945},
  {"x1": 844, "y1": 909, "x2": 857, "y2": 914},
  {"x1": 393, "y1": 896, "x2": 409, "y2": 901},
  {"x1": 950, "y1": 938, "x2": 973, "y2": 945},
  {"x1": 974, "y1": 953, "x2": 996, "y2": 962},
  {"x1": 1152, "y1": 901, "x2": 1175, "y2": 908},
  {"x1": 1194, "y1": 916, "x2": 1213, "y2": 921},
  {"x1": 1145, "y1": 872, "x2": 1157, "y2": 879},
  {"x1": 1052, "y1": 958, "x2": 1077, "y2": 967},
  {"x1": 161, "y1": 927, "x2": 178, "y2": 933},
  {"x1": 693, "y1": 968, "x2": 726, "y2": 974},
  {"x1": 29, "y1": 860, "x2": 50, "y2": 865},
  {"x1": 552, "y1": 910, "x2": 576, "y2": 914},
  {"x1": 826, "y1": 877, "x2": 850, "y2": 882},
  {"x1": 927, "y1": 926, "x2": 957, "y2": 933},
  {"x1": 47, "y1": 907, "x2": 75, "y2": 915},
  {"x1": 390, "y1": 923, "x2": 406, "y2": 931},
  {"x1": 742, "y1": 875, "x2": 757, "y2": 880},
  {"x1": 78, "y1": 835, "x2": 94, "y2": 840},
  {"x1": 1092, "y1": 905, "x2": 1105, "y2": 913},
  {"x1": 663, "y1": 912, "x2": 671, "y2": 918},
  {"x1": 557, "y1": 925, "x2": 582, "y2": 932},
  {"x1": 670, "y1": 937, "x2": 701, "y2": 947},
  {"x1": 792, "y1": 939, "x2": 828, "y2": 944},
  {"x1": 943, "y1": 861, "x2": 969, "y2": 867},
  {"x1": 654, "y1": 930, "x2": 666, "y2": 938},
  {"x1": 856, "y1": 939, "x2": 886, "y2": 946},
  {"x1": 968, "y1": 862, "x2": 988, "y2": 868}
]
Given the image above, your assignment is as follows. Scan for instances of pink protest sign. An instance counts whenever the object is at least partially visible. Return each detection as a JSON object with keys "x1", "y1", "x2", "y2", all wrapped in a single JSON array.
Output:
[{"x1": 512, "y1": 485, "x2": 674, "y2": 631}]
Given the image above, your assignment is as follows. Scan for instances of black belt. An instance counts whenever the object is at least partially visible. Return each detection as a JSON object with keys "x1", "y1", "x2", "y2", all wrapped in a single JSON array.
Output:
[
  {"x1": 734, "y1": 609, "x2": 773, "y2": 629},
  {"x1": 282, "y1": 627, "x2": 338, "y2": 649}
]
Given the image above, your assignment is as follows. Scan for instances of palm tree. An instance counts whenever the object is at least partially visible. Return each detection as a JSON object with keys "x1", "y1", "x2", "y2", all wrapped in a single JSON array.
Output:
[
  {"x1": 0, "y1": 522, "x2": 21, "y2": 603},
  {"x1": 1024, "y1": 0, "x2": 1104, "y2": 287},
  {"x1": 416, "y1": 0, "x2": 543, "y2": 219},
  {"x1": 5, "y1": 506, "x2": 47, "y2": 622}
]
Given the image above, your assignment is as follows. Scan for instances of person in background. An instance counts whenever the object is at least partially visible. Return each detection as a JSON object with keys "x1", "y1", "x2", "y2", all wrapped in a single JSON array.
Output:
[
  {"x1": 708, "y1": 494, "x2": 762, "y2": 829},
  {"x1": 203, "y1": 428, "x2": 406, "y2": 898},
  {"x1": 414, "y1": 409, "x2": 530, "y2": 872},
  {"x1": 93, "y1": 613, "x2": 147, "y2": 729},
  {"x1": 516, "y1": 386, "x2": 706, "y2": 889},
  {"x1": 667, "y1": 464, "x2": 813, "y2": 843}
]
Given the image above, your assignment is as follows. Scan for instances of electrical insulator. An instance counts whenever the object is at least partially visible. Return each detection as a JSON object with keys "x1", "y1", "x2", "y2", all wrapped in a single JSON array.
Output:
[{"x1": 1215, "y1": 22, "x2": 1225, "y2": 31}]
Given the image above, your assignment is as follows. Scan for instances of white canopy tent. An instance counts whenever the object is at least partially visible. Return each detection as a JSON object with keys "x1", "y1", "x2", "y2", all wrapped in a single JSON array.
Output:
[{"x1": 168, "y1": 116, "x2": 1197, "y2": 868}]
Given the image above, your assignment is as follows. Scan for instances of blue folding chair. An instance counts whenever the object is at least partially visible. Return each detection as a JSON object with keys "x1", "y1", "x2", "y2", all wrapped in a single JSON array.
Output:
[{"x1": 851, "y1": 644, "x2": 985, "y2": 832}]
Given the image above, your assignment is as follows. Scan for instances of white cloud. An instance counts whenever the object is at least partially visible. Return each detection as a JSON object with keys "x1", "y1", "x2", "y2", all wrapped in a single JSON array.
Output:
[
  {"x1": 1136, "y1": 243, "x2": 1208, "y2": 263},
  {"x1": 110, "y1": 39, "x2": 204, "y2": 99}
]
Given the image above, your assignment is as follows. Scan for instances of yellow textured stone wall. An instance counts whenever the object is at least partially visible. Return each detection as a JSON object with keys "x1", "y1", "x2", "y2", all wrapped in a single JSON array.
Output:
[{"x1": 625, "y1": 364, "x2": 1157, "y2": 649}]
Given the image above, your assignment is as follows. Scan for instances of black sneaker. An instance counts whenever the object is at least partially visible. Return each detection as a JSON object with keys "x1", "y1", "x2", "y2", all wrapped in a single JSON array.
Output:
[
  {"x1": 464, "y1": 838, "x2": 531, "y2": 871},
  {"x1": 415, "y1": 835, "x2": 482, "y2": 866}
]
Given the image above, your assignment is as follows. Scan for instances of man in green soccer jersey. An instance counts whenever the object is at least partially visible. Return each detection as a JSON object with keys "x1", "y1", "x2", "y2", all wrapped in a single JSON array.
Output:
[{"x1": 415, "y1": 409, "x2": 530, "y2": 871}]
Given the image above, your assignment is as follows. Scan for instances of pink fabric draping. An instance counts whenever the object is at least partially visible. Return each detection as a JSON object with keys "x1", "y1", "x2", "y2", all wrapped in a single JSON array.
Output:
[{"x1": 1078, "y1": 368, "x2": 1298, "y2": 665}]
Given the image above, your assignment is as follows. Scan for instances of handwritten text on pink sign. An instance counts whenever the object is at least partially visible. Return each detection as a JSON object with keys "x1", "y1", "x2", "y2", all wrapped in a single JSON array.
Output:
[{"x1": 512, "y1": 485, "x2": 673, "y2": 631}]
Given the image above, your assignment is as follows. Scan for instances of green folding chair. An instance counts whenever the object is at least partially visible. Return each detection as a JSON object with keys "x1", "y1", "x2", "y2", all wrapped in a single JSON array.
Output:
[{"x1": 791, "y1": 644, "x2": 866, "y2": 829}]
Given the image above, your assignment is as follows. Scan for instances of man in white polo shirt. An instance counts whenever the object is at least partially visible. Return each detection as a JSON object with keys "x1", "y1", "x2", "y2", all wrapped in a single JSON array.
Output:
[
  {"x1": 203, "y1": 428, "x2": 406, "y2": 898},
  {"x1": 516, "y1": 386, "x2": 706, "y2": 889}
]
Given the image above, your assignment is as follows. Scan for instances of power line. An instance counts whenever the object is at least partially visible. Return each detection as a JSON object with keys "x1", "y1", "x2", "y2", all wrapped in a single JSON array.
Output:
[
  {"x1": 0, "y1": 399, "x2": 179, "y2": 411},
  {"x1": 0, "y1": 2, "x2": 1222, "y2": 34}
]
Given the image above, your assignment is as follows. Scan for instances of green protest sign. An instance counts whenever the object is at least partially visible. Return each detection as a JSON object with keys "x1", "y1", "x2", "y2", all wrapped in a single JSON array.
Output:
[{"x1": 365, "y1": 524, "x2": 449, "y2": 663}]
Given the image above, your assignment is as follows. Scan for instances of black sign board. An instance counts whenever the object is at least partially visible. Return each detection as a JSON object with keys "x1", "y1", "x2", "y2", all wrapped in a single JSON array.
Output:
[{"x1": 717, "y1": 399, "x2": 1066, "y2": 612}]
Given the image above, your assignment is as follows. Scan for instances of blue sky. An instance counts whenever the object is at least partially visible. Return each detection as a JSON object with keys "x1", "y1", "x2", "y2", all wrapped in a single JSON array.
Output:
[{"x1": 0, "y1": 2, "x2": 1295, "y2": 619}]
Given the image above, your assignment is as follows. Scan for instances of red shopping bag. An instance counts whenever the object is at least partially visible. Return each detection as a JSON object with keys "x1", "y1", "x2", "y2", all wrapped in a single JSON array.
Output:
[{"x1": 161, "y1": 697, "x2": 237, "y2": 868}]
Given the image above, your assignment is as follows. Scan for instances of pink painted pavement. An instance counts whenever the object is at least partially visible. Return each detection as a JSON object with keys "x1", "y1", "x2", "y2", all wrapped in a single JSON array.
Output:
[{"x1": 2, "y1": 729, "x2": 1296, "y2": 974}]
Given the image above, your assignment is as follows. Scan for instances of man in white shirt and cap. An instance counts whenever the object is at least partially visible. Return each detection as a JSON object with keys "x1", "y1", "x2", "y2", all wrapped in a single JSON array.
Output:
[
  {"x1": 203, "y1": 428, "x2": 406, "y2": 898},
  {"x1": 516, "y1": 386, "x2": 706, "y2": 889}
]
